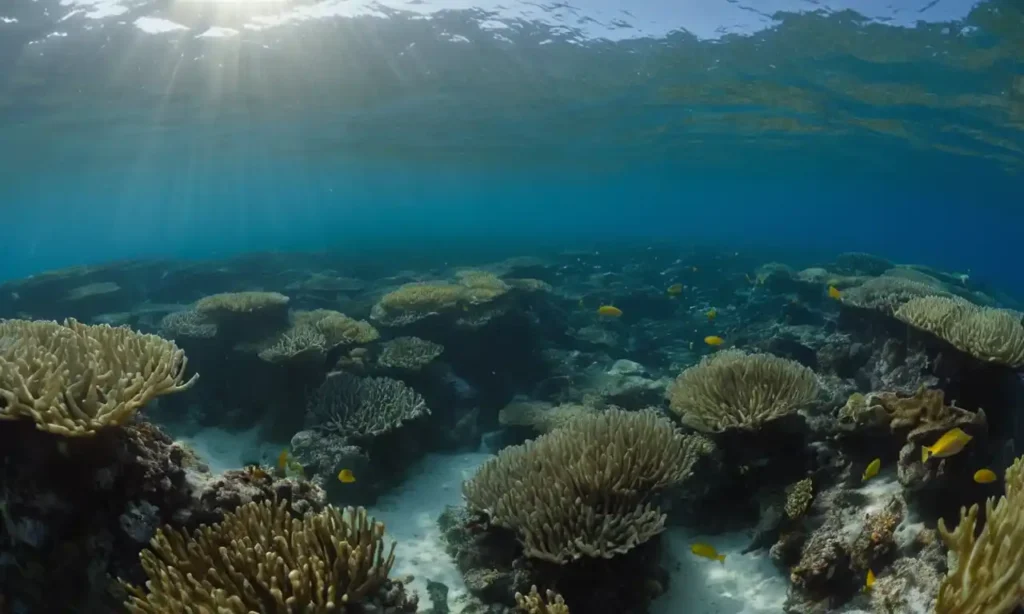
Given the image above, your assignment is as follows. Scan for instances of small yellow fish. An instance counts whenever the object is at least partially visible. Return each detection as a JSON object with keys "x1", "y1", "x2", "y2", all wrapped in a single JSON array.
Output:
[
  {"x1": 706, "y1": 308, "x2": 717, "y2": 320},
  {"x1": 338, "y1": 469, "x2": 357, "y2": 484},
  {"x1": 828, "y1": 285, "x2": 842, "y2": 300},
  {"x1": 597, "y1": 305, "x2": 623, "y2": 317},
  {"x1": 922, "y1": 427, "x2": 973, "y2": 463},
  {"x1": 704, "y1": 335, "x2": 724, "y2": 346},
  {"x1": 974, "y1": 468, "x2": 997, "y2": 484},
  {"x1": 277, "y1": 449, "x2": 289, "y2": 471},
  {"x1": 691, "y1": 543, "x2": 725, "y2": 564},
  {"x1": 862, "y1": 458, "x2": 880, "y2": 482},
  {"x1": 865, "y1": 569, "x2": 875, "y2": 590},
  {"x1": 667, "y1": 283, "x2": 683, "y2": 296}
]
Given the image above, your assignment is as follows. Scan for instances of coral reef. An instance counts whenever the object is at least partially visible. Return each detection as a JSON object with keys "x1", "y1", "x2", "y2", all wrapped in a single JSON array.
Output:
[
  {"x1": 464, "y1": 409, "x2": 712, "y2": 563},
  {"x1": 667, "y1": 349, "x2": 820, "y2": 432},
  {"x1": 306, "y1": 371, "x2": 429, "y2": 437},
  {"x1": 935, "y1": 455, "x2": 1024, "y2": 614},
  {"x1": 0, "y1": 318, "x2": 198, "y2": 436},
  {"x1": 123, "y1": 499, "x2": 417, "y2": 613}
]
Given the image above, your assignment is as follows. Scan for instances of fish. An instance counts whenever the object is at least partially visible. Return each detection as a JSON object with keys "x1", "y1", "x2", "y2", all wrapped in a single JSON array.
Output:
[
  {"x1": 691, "y1": 266, "x2": 699, "y2": 272},
  {"x1": 597, "y1": 305, "x2": 623, "y2": 317},
  {"x1": 828, "y1": 285, "x2": 842, "y2": 300},
  {"x1": 689, "y1": 341, "x2": 695, "y2": 350},
  {"x1": 706, "y1": 308, "x2": 717, "y2": 320},
  {"x1": 704, "y1": 335, "x2": 724, "y2": 346},
  {"x1": 862, "y1": 458, "x2": 881, "y2": 481},
  {"x1": 922, "y1": 427, "x2": 973, "y2": 463},
  {"x1": 690, "y1": 543, "x2": 725, "y2": 564},
  {"x1": 278, "y1": 449, "x2": 290, "y2": 472},
  {"x1": 244, "y1": 465, "x2": 270, "y2": 481},
  {"x1": 338, "y1": 469, "x2": 357, "y2": 484},
  {"x1": 973, "y1": 468, "x2": 997, "y2": 484},
  {"x1": 667, "y1": 283, "x2": 683, "y2": 296},
  {"x1": 865, "y1": 569, "x2": 876, "y2": 591}
]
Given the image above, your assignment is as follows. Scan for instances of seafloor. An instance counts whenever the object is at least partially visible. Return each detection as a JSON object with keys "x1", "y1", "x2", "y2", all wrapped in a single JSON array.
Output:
[{"x1": 0, "y1": 246, "x2": 1022, "y2": 614}]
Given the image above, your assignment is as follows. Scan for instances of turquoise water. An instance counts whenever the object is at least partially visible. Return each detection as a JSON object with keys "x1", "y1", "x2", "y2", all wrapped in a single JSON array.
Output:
[{"x1": 1, "y1": 0, "x2": 1022, "y2": 286}]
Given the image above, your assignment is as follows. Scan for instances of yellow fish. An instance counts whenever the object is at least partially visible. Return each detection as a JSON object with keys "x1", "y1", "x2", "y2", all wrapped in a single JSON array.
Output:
[
  {"x1": 973, "y1": 468, "x2": 997, "y2": 484},
  {"x1": 921, "y1": 427, "x2": 973, "y2": 463},
  {"x1": 828, "y1": 285, "x2": 842, "y2": 300},
  {"x1": 338, "y1": 469, "x2": 357, "y2": 484},
  {"x1": 706, "y1": 308, "x2": 717, "y2": 320},
  {"x1": 865, "y1": 569, "x2": 876, "y2": 591},
  {"x1": 667, "y1": 283, "x2": 683, "y2": 296},
  {"x1": 277, "y1": 449, "x2": 289, "y2": 472},
  {"x1": 691, "y1": 543, "x2": 725, "y2": 564},
  {"x1": 862, "y1": 458, "x2": 881, "y2": 482},
  {"x1": 597, "y1": 305, "x2": 622, "y2": 317},
  {"x1": 704, "y1": 335, "x2": 724, "y2": 346}
]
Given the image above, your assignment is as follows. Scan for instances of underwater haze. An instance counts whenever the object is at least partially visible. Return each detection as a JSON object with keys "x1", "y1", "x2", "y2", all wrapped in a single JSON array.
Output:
[{"x1": 1, "y1": 0, "x2": 1023, "y2": 285}]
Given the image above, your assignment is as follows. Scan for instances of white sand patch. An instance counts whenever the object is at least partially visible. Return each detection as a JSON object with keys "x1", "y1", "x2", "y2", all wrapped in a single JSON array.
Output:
[
  {"x1": 368, "y1": 452, "x2": 492, "y2": 612},
  {"x1": 652, "y1": 528, "x2": 789, "y2": 614},
  {"x1": 176, "y1": 424, "x2": 279, "y2": 474}
]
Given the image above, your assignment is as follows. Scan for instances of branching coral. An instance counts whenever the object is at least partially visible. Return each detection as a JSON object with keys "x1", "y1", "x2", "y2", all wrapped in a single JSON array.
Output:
[
  {"x1": 498, "y1": 399, "x2": 598, "y2": 434},
  {"x1": 376, "y1": 336, "x2": 444, "y2": 370},
  {"x1": 258, "y1": 311, "x2": 379, "y2": 363},
  {"x1": 842, "y1": 276, "x2": 951, "y2": 313},
  {"x1": 516, "y1": 586, "x2": 570, "y2": 614},
  {"x1": 159, "y1": 309, "x2": 217, "y2": 339},
  {"x1": 195, "y1": 290, "x2": 290, "y2": 315},
  {"x1": 0, "y1": 318, "x2": 198, "y2": 436},
  {"x1": 123, "y1": 499, "x2": 413, "y2": 614},
  {"x1": 371, "y1": 270, "x2": 516, "y2": 327},
  {"x1": 667, "y1": 350, "x2": 820, "y2": 433},
  {"x1": 935, "y1": 455, "x2": 1024, "y2": 614},
  {"x1": 306, "y1": 372, "x2": 429, "y2": 438},
  {"x1": 895, "y1": 296, "x2": 1024, "y2": 367},
  {"x1": 463, "y1": 409, "x2": 713, "y2": 563}
]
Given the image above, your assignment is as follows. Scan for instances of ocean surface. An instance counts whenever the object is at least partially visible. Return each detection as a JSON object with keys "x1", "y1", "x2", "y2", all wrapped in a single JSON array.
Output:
[{"x1": 2, "y1": 0, "x2": 1022, "y2": 289}]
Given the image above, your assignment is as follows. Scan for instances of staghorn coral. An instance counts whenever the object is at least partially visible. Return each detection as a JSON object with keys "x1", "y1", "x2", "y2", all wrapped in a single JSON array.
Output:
[
  {"x1": 463, "y1": 409, "x2": 713, "y2": 563},
  {"x1": 377, "y1": 336, "x2": 444, "y2": 371},
  {"x1": 123, "y1": 499, "x2": 416, "y2": 614},
  {"x1": 934, "y1": 455, "x2": 1024, "y2": 614},
  {"x1": 0, "y1": 318, "x2": 198, "y2": 436},
  {"x1": 158, "y1": 309, "x2": 217, "y2": 339},
  {"x1": 516, "y1": 586, "x2": 570, "y2": 614},
  {"x1": 895, "y1": 296, "x2": 1024, "y2": 367},
  {"x1": 306, "y1": 372, "x2": 429, "y2": 438},
  {"x1": 666, "y1": 349, "x2": 820, "y2": 433}
]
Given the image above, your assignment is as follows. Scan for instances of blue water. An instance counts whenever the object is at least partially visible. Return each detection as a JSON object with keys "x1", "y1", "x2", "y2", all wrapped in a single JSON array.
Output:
[{"x1": 1, "y1": 0, "x2": 1022, "y2": 292}]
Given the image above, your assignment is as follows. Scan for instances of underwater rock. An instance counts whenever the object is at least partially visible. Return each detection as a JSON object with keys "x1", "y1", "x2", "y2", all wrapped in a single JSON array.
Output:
[
  {"x1": 290, "y1": 428, "x2": 372, "y2": 499},
  {"x1": 184, "y1": 467, "x2": 326, "y2": 526},
  {"x1": 832, "y1": 252, "x2": 894, "y2": 277}
]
